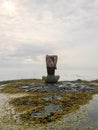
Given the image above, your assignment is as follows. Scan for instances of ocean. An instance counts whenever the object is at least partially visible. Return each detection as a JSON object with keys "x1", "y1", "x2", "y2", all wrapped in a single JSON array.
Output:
[{"x1": 0, "y1": 68, "x2": 98, "y2": 81}]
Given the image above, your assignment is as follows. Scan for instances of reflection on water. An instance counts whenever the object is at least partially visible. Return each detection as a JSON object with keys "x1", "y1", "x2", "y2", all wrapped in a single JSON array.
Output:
[
  {"x1": 63, "y1": 94, "x2": 98, "y2": 129},
  {"x1": 78, "y1": 94, "x2": 98, "y2": 129},
  {"x1": 44, "y1": 94, "x2": 98, "y2": 130}
]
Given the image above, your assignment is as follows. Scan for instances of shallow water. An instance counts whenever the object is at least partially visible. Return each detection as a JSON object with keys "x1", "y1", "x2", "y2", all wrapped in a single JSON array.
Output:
[
  {"x1": 44, "y1": 94, "x2": 98, "y2": 130},
  {"x1": 78, "y1": 94, "x2": 98, "y2": 129},
  {"x1": 0, "y1": 92, "x2": 98, "y2": 130},
  {"x1": 0, "y1": 93, "x2": 30, "y2": 130}
]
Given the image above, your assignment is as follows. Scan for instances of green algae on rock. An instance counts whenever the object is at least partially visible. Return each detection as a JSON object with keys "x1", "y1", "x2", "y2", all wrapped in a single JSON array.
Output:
[
  {"x1": 0, "y1": 79, "x2": 96, "y2": 124},
  {"x1": 10, "y1": 91, "x2": 93, "y2": 124}
]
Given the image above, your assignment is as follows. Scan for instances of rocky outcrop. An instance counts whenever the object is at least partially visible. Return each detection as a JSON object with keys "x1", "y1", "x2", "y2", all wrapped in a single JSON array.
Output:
[{"x1": 15, "y1": 81, "x2": 97, "y2": 93}]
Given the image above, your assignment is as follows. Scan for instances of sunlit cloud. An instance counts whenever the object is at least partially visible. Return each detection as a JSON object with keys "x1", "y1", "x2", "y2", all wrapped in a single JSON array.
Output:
[
  {"x1": 0, "y1": 0, "x2": 17, "y2": 16},
  {"x1": 3, "y1": 0, "x2": 15, "y2": 12}
]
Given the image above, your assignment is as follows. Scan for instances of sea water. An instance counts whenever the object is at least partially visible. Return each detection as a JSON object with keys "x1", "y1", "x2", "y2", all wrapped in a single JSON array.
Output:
[{"x1": 0, "y1": 68, "x2": 98, "y2": 81}]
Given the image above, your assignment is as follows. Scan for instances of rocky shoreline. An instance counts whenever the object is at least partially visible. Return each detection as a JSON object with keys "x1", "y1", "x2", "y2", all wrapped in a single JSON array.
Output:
[
  {"x1": 15, "y1": 80, "x2": 97, "y2": 93},
  {"x1": 0, "y1": 79, "x2": 98, "y2": 129}
]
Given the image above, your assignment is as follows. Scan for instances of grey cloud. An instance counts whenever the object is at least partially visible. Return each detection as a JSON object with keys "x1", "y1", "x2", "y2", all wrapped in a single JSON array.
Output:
[
  {"x1": 0, "y1": 0, "x2": 98, "y2": 80},
  {"x1": 0, "y1": 43, "x2": 58, "y2": 67}
]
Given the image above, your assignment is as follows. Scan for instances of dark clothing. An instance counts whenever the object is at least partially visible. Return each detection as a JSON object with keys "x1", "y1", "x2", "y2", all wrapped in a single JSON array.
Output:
[{"x1": 47, "y1": 67, "x2": 56, "y2": 75}]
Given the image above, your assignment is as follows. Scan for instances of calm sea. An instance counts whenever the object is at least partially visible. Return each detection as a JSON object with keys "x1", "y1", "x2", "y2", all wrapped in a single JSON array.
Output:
[{"x1": 0, "y1": 68, "x2": 98, "y2": 81}]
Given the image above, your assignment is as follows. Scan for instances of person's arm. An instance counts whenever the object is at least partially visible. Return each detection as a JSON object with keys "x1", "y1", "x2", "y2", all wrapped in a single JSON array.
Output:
[
  {"x1": 54, "y1": 56, "x2": 58, "y2": 67},
  {"x1": 46, "y1": 55, "x2": 49, "y2": 67},
  {"x1": 46, "y1": 55, "x2": 54, "y2": 67},
  {"x1": 46, "y1": 55, "x2": 58, "y2": 68}
]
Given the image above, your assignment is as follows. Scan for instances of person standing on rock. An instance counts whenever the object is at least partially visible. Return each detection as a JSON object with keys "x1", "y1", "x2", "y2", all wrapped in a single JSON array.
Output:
[{"x1": 46, "y1": 55, "x2": 58, "y2": 75}]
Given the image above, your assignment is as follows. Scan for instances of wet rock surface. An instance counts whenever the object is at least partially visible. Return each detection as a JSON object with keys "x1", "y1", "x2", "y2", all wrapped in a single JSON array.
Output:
[
  {"x1": 15, "y1": 80, "x2": 98, "y2": 119},
  {"x1": 15, "y1": 81, "x2": 96, "y2": 93},
  {"x1": 31, "y1": 103, "x2": 63, "y2": 118},
  {"x1": 0, "y1": 79, "x2": 98, "y2": 129}
]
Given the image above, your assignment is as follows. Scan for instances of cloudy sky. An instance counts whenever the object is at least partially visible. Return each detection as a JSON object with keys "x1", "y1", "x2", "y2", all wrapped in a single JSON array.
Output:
[{"x1": 0, "y1": 0, "x2": 98, "y2": 81}]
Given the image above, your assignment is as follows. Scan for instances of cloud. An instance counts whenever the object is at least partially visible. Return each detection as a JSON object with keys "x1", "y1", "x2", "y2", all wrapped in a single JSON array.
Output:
[{"x1": 0, "y1": 0, "x2": 98, "y2": 80}]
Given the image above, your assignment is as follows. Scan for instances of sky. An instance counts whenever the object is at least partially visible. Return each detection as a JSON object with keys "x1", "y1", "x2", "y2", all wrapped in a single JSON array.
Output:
[{"x1": 0, "y1": 0, "x2": 98, "y2": 81}]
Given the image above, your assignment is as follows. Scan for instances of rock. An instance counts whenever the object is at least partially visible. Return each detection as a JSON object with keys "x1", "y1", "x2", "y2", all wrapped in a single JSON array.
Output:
[
  {"x1": 18, "y1": 99, "x2": 32, "y2": 105},
  {"x1": 15, "y1": 81, "x2": 97, "y2": 93},
  {"x1": 16, "y1": 84, "x2": 31, "y2": 88},
  {"x1": 75, "y1": 79, "x2": 82, "y2": 83},
  {"x1": 82, "y1": 86, "x2": 96, "y2": 92},
  {"x1": 0, "y1": 81, "x2": 8, "y2": 86},
  {"x1": 44, "y1": 103, "x2": 63, "y2": 116},
  {"x1": 42, "y1": 75, "x2": 60, "y2": 83},
  {"x1": 31, "y1": 103, "x2": 63, "y2": 118},
  {"x1": 43, "y1": 95, "x2": 62, "y2": 101},
  {"x1": 91, "y1": 79, "x2": 98, "y2": 83},
  {"x1": 31, "y1": 112, "x2": 45, "y2": 118}
]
